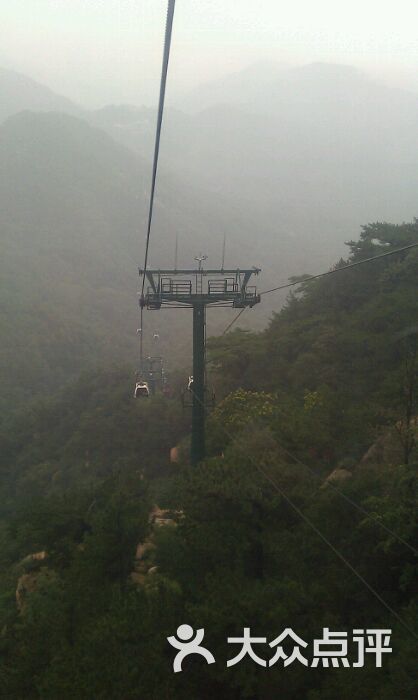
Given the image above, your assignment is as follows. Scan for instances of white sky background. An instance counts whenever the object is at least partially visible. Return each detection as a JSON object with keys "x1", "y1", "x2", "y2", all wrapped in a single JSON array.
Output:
[{"x1": 1, "y1": 0, "x2": 418, "y2": 107}]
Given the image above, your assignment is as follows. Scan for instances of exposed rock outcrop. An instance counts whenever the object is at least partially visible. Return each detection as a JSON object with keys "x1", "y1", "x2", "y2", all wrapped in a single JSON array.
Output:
[{"x1": 131, "y1": 506, "x2": 182, "y2": 585}]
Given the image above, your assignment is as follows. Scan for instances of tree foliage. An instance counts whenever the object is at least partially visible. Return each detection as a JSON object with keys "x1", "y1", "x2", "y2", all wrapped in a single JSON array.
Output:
[{"x1": 0, "y1": 223, "x2": 417, "y2": 698}]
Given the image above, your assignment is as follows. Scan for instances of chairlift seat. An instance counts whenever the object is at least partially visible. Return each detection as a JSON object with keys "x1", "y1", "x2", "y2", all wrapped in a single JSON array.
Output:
[{"x1": 134, "y1": 381, "x2": 150, "y2": 398}]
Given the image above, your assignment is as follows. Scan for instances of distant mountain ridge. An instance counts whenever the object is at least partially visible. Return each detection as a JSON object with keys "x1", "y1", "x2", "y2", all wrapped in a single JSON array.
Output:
[
  {"x1": 89, "y1": 61, "x2": 418, "y2": 255},
  {"x1": 1, "y1": 62, "x2": 417, "y2": 413},
  {"x1": 0, "y1": 110, "x2": 273, "y2": 413},
  {"x1": 0, "y1": 66, "x2": 81, "y2": 123},
  {"x1": 178, "y1": 61, "x2": 418, "y2": 114}
]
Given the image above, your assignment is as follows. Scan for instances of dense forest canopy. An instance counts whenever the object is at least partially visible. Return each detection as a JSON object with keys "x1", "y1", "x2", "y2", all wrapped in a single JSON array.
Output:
[
  {"x1": 0, "y1": 223, "x2": 416, "y2": 698},
  {"x1": 208, "y1": 222, "x2": 418, "y2": 464}
]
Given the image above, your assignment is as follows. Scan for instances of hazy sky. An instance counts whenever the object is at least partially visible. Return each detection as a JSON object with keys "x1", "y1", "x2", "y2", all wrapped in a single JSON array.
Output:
[{"x1": 1, "y1": 0, "x2": 418, "y2": 107}]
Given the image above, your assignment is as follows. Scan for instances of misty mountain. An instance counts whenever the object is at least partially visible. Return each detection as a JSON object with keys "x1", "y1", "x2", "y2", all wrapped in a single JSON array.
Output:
[
  {"x1": 93, "y1": 62, "x2": 418, "y2": 256},
  {"x1": 0, "y1": 111, "x2": 273, "y2": 413},
  {"x1": 1, "y1": 62, "x2": 417, "y2": 412},
  {"x1": 3, "y1": 62, "x2": 417, "y2": 251},
  {"x1": 7, "y1": 61, "x2": 412, "y2": 278},
  {"x1": 0, "y1": 66, "x2": 81, "y2": 123},
  {"x1": 178, "y1": 60, "x2": 293, "y2": 113},
  {"x1": 0, "y1": 111, "x2": 140, "y2": 412},
  {"x1": 180, "y1": 61, "x2": 418, "y2": 116}
]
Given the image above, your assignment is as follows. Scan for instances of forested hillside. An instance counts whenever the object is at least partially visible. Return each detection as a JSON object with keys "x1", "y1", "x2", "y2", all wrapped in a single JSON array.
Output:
[
  {"x1": 208, "y1": 222, "x2": 418, "y2": 465},
  {"x1": 0, "y1": 224, "x2": 416, "y2": 698},
  {"x1": 0, "y1": 111, "x2": 145, "y2": 414},
  {"x1": 0, "y1": 110, "x2": 263, "y2": 416},
  {"x1": 2, "y1": 62, "x2": 418, "y2": 422}
]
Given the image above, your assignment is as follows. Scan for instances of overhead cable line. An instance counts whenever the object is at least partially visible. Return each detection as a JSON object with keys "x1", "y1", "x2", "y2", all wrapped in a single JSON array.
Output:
[
  {"x1": 204, "y1": 369, "x2": 416, "y2": 551},
  {"x1": 222, "y1": 307, "x2": 246, "y2": 335},
  {"x1": 189, "y1": 387, "x2": 417, "y2": 641},
  {"x1": 222, "y1": 242, "x2": 418, "y2": 335},
  {"x1": 271, "y1": 435, "x2": 418, "y2": 556},
  {"x1": 260, "y1": 241, "x2": 418, "y2": 296},
  {"x1": 214, "y1": 241, "x2": 418, "y2": 553},
  {"x1": 255, "y1": 458, "x2": 418, "y2": 641},
  {"x1": 138, "y1": 0, "x2": 176, "y2": 369},
  {"x1": 193, "y1": 388, "x2": 417, "y2": 639},
  {"x1": 141, "y1": 0, "x2": 176, "y2": 301}
]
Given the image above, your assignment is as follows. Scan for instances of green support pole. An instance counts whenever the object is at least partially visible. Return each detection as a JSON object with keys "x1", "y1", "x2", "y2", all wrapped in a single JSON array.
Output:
[{"x1": 191, "y1": 303, "x2": 206, "y2": 465}]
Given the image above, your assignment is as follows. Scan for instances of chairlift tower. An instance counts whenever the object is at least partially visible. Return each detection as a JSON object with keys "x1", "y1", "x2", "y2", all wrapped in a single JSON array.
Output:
[{"x1": 139, "y1": 259, "x2": 261, "y2": 465}]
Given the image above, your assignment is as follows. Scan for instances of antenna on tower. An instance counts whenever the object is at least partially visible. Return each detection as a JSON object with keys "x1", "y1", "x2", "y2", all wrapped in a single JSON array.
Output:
[
  {"x1": 174, "y1": 233, "x2": 178, "y2": 270},
  {"x1": 221, "y1": 233, "x2": 226, "y2": 270}
]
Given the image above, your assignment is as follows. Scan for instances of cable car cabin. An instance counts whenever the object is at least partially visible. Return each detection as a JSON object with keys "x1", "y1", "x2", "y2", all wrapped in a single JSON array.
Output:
[
  {"x1": 187, "y1": 375, "x2": 194, "y2": 392},
  {"x1": 134, "y1": 381, "x2": 150, "y2": 398}
]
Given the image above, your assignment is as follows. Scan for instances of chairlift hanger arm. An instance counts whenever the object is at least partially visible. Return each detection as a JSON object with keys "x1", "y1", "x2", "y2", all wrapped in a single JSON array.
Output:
[{"x1": 145, "y1": 271, "x2": 158, "y2": 294}]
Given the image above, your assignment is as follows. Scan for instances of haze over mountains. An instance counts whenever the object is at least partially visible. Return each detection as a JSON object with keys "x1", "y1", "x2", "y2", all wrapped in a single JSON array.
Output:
[
  {"x1": 1, "y1": 62, "x2": 417, "y2": 410},
  {"x1": 94, "y1": 62, "x2": 418, "y2": 247},
  {"x1": 0, "y1": 109, "x2": 232, "y2": 411},
  {"x1": 0, "y1": 67, "x2": 80, "y2": 123}
]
